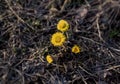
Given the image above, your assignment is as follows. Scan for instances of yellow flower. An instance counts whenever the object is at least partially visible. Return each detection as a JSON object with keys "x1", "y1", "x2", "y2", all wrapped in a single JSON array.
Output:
[
  {"x1": 51, "y1": 32, "x2": 66, "y2": 46},
  {"x1": 72, "y1": 45, "x2": 81, "y2": 54},
  {"x1": 46, "y1": 55, "x2": 53, "y2": 63},
  {"x1": 57, "y1": 20, "x2": 69, "y2": 32}
]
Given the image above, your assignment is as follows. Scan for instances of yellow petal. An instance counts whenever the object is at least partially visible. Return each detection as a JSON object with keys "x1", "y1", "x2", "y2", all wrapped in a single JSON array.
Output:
[
  {"x1": 57, "y1": 20, "x2": 69, "y2": 32},
  {"x1": 51, "y1": 32, "x2": 66, "y2": 46},
  {"x1": 72, "y1": 45, "x2": 81, "y2": 54},
  {"x1": 46, "y1": 55, "x2": 53, "y2": 63}
]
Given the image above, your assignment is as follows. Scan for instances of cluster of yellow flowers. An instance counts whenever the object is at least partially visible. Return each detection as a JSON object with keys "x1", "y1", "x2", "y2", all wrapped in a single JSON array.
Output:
[
  {"x1": 51, "y1": 20, "x2": 69, "y2": 46},
  {"x1": 46, "y1": 20, "x2": 81, "y2": 64}
]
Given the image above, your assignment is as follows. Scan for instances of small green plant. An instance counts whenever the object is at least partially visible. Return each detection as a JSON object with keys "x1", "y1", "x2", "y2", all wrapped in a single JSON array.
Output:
[{"x1": 109, "y1": 29, "x2": 120, "y2": 38}]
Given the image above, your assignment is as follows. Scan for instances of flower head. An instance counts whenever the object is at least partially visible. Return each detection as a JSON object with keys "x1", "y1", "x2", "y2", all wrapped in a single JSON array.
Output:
[
  {"x1": 46, "y1": 55, "x2": 53, "y2": 63},
  {"x1": 57, "y1": 20, "x2": 69, "y2": 32},
  {"x1": 72, "y1": 45, "x2": 81, "y2": 54},
  {"x1": 51, "y1": 32, "x2": 66, "y2": 46}
]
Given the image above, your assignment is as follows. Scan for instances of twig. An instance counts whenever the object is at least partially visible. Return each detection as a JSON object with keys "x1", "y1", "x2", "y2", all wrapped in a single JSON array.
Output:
[
  {"x1": 12, "y1": 68, "x2": 25, "y2": 84},
  {"x1": 79, "y1": 72, "x2": 88, "y2": 84},
  {"x1": 61, "y1": 0, "x2": 70, "y2": 12},
  {"x1": 98, "y1": 65, "x2": 120, "y2": 73},
  {"x1": 45, "y1": 0, "x2": 55, "y2": 9},
  {"x1": 79, "y1": 36, "x2": 103, "y2": 46},
  {"x1": 78, "y1": 65, "x2": 97, "y2": 77},
  {"x1": 84, "y1": 0, "x2": 90, "y2": 7},
  {"x1": 96, "y1": 13, "x2": 104, "y2": 42},
  {"x1": 109, "y1": 47, "x2": 120, "y2": 52}
]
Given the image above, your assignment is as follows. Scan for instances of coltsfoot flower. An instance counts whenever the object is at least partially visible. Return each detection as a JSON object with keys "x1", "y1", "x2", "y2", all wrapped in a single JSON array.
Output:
[
  {"x1": 46, "y1": 55, "x2": 53, "y2": 63},
  {"x1": 51, "y1": 32, "x2": 66, "y2": 46},
  {"x1": 57, "y1": 20, "x2": 69, "y2": 32},
  {"x1": 72, "y1": 45, "x2": 81, "y2": 54}
]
